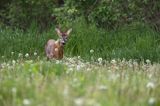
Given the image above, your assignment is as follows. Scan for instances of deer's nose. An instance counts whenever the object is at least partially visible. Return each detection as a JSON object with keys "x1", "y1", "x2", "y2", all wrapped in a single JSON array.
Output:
[
  {"x1": 61, "y1": 40, "x2": 66, "y2": 45},
  {"x1": 62, "y1": 42, "x2": 66, "y2": 45}
]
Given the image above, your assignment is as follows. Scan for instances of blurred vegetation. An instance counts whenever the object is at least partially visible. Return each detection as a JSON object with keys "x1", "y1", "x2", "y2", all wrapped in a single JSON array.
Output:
[
  {"x1": 0, "y1": 0, "x2": 160, "y2": 31},
  {"x1": 0, "y1": 58, "x2": 160, "y2": 106}
]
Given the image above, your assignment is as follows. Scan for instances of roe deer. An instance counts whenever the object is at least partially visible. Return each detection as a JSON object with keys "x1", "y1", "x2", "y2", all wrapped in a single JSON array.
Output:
[{"x1": 45, "y1": 27, "x2": 72, "y2": 60}]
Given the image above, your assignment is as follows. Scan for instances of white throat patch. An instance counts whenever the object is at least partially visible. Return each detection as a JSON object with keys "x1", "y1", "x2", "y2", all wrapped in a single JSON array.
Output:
[{"x1": 55, "y1": 40, "x2": 59, "y2": 44}]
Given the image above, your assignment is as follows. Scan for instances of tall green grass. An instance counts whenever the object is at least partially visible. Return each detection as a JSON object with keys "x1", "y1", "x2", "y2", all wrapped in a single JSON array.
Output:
[{"x1": 0, "y1": 19, "x2": 160, "y2": 62}]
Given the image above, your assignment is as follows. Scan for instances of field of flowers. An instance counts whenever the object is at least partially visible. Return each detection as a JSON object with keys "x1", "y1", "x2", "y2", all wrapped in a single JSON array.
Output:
[{"x1": 0, "y1": 53, "x2": 160, "y2": 106}]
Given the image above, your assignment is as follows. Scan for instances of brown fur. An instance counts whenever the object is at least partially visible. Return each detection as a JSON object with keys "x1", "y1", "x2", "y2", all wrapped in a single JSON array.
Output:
[{"x1": 45, "y1": 40, "x2": 64, "y2": 60}]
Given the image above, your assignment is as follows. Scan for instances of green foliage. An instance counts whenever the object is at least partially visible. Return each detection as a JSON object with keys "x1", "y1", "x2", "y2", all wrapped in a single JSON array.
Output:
[
  {"x1": 53, "y1": 3, "x2": 79, "y2": 25},
  {"x1": 0, "y1": 0, "x2": 160, "y2": 30},
  {"x1": 52, "y1": 0, "x2": 159, "y2": 30},
  {"x1": 0, "y1": 0, "x2": 57, "y2": 30}
]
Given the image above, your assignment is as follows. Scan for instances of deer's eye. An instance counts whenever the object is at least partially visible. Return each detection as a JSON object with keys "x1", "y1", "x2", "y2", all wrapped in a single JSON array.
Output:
[{"x1": 63, "y1": 36, "x2": 68, "y2": 41}]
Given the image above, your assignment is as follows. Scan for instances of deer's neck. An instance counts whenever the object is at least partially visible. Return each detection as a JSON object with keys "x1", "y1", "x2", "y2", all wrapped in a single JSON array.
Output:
[{"x1": 54, "y1": 40, "x2": 64, "y2": 59}]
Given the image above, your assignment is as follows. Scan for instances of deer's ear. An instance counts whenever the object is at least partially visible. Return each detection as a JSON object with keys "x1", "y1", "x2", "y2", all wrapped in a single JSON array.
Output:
[
  {"x1": 55, "y1": 28, "x2": 62, "y2": 37},
  {"x1": 66, "y1": 28, "x2": 72, "y2": 36}
]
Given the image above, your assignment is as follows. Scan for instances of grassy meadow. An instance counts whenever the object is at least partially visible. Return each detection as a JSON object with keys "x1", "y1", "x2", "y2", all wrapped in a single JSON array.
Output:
[
  {"x1": 0, "y1": 19, "x2": 160, "y2": 106},
  {"x1": 0, "y1": 57, "x2": 160, "y2": 106}
]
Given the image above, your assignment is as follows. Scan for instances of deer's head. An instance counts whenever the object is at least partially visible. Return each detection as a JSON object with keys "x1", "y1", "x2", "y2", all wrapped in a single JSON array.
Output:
[{"x1": 55, "y1": 28, "x2": 72, "y2": 45}]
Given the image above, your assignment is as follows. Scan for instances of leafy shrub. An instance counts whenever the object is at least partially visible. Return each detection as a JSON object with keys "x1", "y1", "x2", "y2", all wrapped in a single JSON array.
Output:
[
  {"x1": 59, "y1": 0, "x2": 160, "y2": 30},
  {"x1": 0, "y1": 0, "x2": 160, "y2": 30},
  {"x1": 0, "y1": 0, "x2": 58, "y2": 30}
]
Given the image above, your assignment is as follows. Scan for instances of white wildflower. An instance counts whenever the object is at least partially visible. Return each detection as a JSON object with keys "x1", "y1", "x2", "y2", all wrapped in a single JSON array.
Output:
[
  {"x1": 76, "y1": 65, "x2": 81, "y2": 71},
  {"x1": 12, "y1": 60, "x2": 16, "y2": 65},
  {"x1": 11, "y1": 52, "x2": 14, "y2": 55},
  {"x1": 71, "y1": 64, "x2": 75, "y2": 68},
  {"x1": 146, "y1": 59, "x2": 151, "y2": 64},
  {"x1": 6, "y1": 63, "x2": 10, "y2": 67},
  {"x1": 122, "y1": 58, "x2": 126, "y2": 64},
  {"x1": 90, "y1": 49, "x2": 94, "y2": 53},
  {"x1": 56, "y1": 60, "x2": 60, "y2": 64},
  {"x1": 148, "y1": 97, "x2": 156, "y2": 105},
  {"x1": 111, "y1": 59, "x2": 116, "y2": 64},
  {"x1": 98, "y1": 58, "x2": 102, "y2": 62},
  {"x1": 128, "y1": 61, "x2": 133, "y2": 68},
  {"x1": 1, "y1": 62, "x2": 6, "y2": 68},
  {"x1": 68, "y1": 58, "x2": 73, "y2": 62},
  {"x1": 11, "y1": 87, "x2": 17, "y2": 93},
  {"x1": 78, "y1": 56, "x2": 81, "y2": 59},
  {"x1": 74, "y1": 98, "x2": 84, "y2": 106},
  {"x1": 80, "y1": 63, "x2": 85, "y2": 68},
  {"x1": 34, "y1": 52, "x2": 37, "y2": 56},
  {"x1": 133, "y1": 61, "x2": 138, "y2": 66},
  {"x1": 18, "y1": 53, "x2": 23, "y2": 57},
  {"x1": 25, "y1": 53, "x2": 29, "y2": 58},
  {"x1": 68, "y1": 67, "x2": 73, "y2": 71},
  {"x1": 23, "y1": 98, "x2": 31, "y2": 105},
  {"x1": 98, "y1": 85, "x2": 107, "y2": 91},
  {"x1": 146, "y1": 82, "x2": 155, "y2": 89},
  {"x1": 87, "y1": 68, "x2": 91, "y2": 71},
  {"x1": 2, "y1": 56, "x2": 5, "y2": 58},
  {"x1": 98, "y1": 58, "x2": 102, "y2": 64}
]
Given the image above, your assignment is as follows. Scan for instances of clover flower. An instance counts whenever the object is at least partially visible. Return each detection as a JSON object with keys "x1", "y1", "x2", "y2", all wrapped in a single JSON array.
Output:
[
  {"x1": 74, "y1": 98, "x2": 84, "y2": 106},
  {"x1": 18, "y1": 53, "x2": 23, "y2": 57},
  {"x1": 90, "y1": 49, "x2": 94, "y2": 54},
  {"x1": 98, "y1": 58, "x2": 103, "y2": 64},
  {"x1": 11, "y1": 52, "x2": 14, "y2": 55},
  {"x1": 146, "y1": 82, "x2": 155, "y2": 89},
  {"x1": 34, "y1": 52, "x2": 37, "y2": 56},
  {"x1": 25, "y1": 53, "x2": 29, "y2": 58},
  {"x1": 23, "y1": 98, "x2": 31, "y2": 105},
  {"x1": 148, "y1": 97, "x2": 156, "y2": 105}
]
